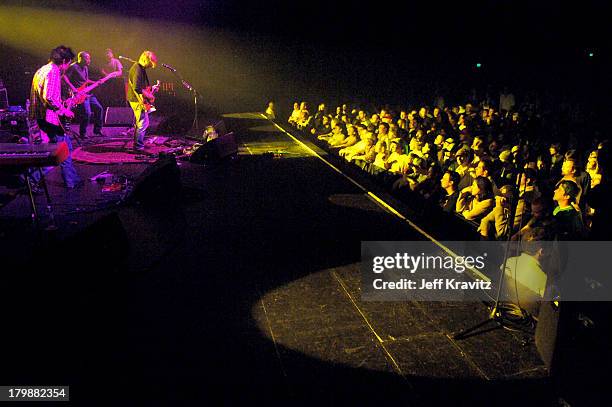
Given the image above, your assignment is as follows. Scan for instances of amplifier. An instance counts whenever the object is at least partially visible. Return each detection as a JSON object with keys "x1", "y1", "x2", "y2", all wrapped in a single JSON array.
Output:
[
  {"x1": 0, "y1": 110, "x2": 28, "y2": 135},
  {"x1": 104, "y1": 107, "x2": 134, "y2": 126}
]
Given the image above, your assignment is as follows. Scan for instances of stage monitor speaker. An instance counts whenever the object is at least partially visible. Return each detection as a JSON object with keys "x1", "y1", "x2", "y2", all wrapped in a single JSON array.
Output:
[
  {"x1": 104, "y1": 107, "x2": 134, "y2": 126},
  {"x1": 125, "y1": 155, "x2": 181, "y2": 206},
  {"x1": 190, "y1": 132, "x2": 238, "y2": 164}
]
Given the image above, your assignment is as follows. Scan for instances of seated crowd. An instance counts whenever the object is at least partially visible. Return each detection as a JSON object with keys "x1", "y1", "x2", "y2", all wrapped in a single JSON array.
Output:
[{"x1": 286, "y1": 97, "x2": 609, "y2": 241}]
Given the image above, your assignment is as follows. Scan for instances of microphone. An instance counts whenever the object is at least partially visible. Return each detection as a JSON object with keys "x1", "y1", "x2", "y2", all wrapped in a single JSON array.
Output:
[
  {"x1": 118, "y1": 55, "x2": 135, "y2": 62},
  {"x1": 161, "y1": 63, "x2": 176, "y2": 72}
]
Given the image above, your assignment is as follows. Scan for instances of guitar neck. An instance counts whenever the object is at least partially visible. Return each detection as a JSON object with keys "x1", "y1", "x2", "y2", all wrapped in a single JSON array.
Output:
[{"x1": 78, "y1": 72, "x2": 119, "y2": 94}]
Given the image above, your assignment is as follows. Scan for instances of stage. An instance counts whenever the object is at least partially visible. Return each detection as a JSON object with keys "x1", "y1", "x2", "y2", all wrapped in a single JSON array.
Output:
[{"x1": 0, "y1": 113, "x2": 581, "y2": 405}]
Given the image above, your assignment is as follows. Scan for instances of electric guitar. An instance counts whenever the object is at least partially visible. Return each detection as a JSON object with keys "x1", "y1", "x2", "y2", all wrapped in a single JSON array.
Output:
[
  {"x1": 141, "y1": 80, "x2": 160, "y2": 113},
  {"x1": 65, "y1": 71, "x2": 122, "y2": 108}
]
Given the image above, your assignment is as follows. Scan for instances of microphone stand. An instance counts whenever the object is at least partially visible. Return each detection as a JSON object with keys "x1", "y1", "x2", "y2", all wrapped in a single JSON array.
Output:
[
  {"x1": 162, "y1": 65, "x2": 200, "y2": 137},
  {"x1": 453, "y1": 135, "x2": 535, "y2": 340}
]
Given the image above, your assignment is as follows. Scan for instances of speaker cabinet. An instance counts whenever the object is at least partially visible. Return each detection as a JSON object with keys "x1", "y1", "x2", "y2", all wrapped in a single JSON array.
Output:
[
  {"x1": 125, "y1": 156, "x2": 181, "y2": 206},
  {"x1": 104, "y1": 107, "x2": 134, "y2": 126},
  {"x1": 190, "y1": 132, "x2": 238, "y2": 164},
  {"x1": 0, "y1": 110, "x2": 28, "y2": 136}
]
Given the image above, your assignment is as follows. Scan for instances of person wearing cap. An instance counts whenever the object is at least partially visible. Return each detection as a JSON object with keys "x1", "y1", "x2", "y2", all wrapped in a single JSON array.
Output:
[
  {"x1": 497, "y1": 149, "x2": 516, "y2": 185},
  {"x1": 478, "y1": 185, "x2": 515, "y2": 240},
  {"x1": 449, "y1": 147, "x2": 472, "y2": 177}
]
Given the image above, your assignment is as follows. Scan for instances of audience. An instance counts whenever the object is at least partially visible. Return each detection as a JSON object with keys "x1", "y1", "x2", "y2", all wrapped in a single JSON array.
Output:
[{"x1": 284, "y1": 91, "x2": 609, "y2": 242}]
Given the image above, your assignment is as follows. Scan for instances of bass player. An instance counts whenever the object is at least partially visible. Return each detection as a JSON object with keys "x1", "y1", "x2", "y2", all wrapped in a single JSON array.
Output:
[
  {"x1": 64, "y1": 51, "x2": 105, "y2": 138},
  {"x1": 127, "y1": 50, "x2": 158, "y2": 153}
]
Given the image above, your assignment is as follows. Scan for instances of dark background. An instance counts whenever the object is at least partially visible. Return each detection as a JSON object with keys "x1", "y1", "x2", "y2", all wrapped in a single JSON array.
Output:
[{"x1": 1, "y1": 0, "x2": 609, "y2": 115}]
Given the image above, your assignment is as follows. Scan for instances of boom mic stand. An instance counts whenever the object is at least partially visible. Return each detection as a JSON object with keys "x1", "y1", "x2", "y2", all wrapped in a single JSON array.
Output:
[
  {"x1": 453, "y1": 136, "x2": 535, "y2": 340},
  {"x1": 161, "y1": 64, "x2": 200, "y2": 137}
]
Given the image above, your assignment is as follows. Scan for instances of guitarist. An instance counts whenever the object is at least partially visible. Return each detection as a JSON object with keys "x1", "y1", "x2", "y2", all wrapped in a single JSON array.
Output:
[
  {"x1": 101, "y1": 48, "x2": 124, "y2": 107},
  {"x1": 64, "y1": 51, "x2": 105, "y2": 138},
  {"x1": 127, "y1": 50, "x2": 158, "y2": 152},
  {"x1": 29, "y1": 45, "x2": 81, "y2": 188}
]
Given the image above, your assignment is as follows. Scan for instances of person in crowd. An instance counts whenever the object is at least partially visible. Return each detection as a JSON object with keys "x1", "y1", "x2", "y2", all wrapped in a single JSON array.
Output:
[
  {"x1": 499, "y1": 86, "x2": 516, "y2": 114},
  {"x1": 512, "y1": 197, "x2": 553, "y2": 241},
  {"x1": 311, "y1": 114, "x2": 331, "y2": 136},
  {"x1": 478, "y1": 185, "x2": 514, "y2": 240},
  {"x1": 439, "y1": 170, "x2": 461, "y2": 212},
  {"x1": 284, "y1": 94, "x2": 606, "y2": 238},
  {"x1": 296, "y1": 102, "x2": 311, "y2": 130},
  {"x1": 265, "y1": 101, "x2": 276, "y2": 119},
  {"x1": 334, "y1": 124, "x2": 361, "y2": 152},
  {"x1": 585, "y1": 149, "x2": 603, "y2": 189},
  {"x1": 552, "y1": 180, "x2": 587, "y2": 240},
  {"x1": 339, "y1": 127, "x2": 368, "y2": 159},
  {"x1": 384, "y1": 141, "x2": 412, "y2": 175},
  {"x1": 369, "y1": 142, "x2": 390, "y2": 176},
  {"x1": 549, "y1": 143, "x2": 564, "y2": 179},
  {"x1": 513, "y1": 168, "x2": 542, "y2": 229},
  {"x1": 349, "y1": 133, "x2": 377, "y2": 169},
  {"x1": 448, "y1": 148, "x2": 472, "y2": 178},
  {"x1": 558, "y1": 155, "x2": 589, "y2": 208},
  {"x1": 317, "y1": 117, "x2": 339, "y2": 141},
  {"x1": 456, "y1": 176, "x2": 495, "y2": 221},
  {"x1": 459, "y1": 157, "x2": 494, "y2": 191},
  {"x1": 374, "y1": 122, "x2": 391, "y2": 151},
  {"x1": 392, "y1": 154, "x2": 428, "y2": 191},
  {"x1": 503, "y1": 227, "x2": 548, "y2": 309},
  {"x1": 288, "y1": 102, "x2": 300, "y2": 125},
  {"x1": 326, "y1": 122, "x2": 348, "y2": 148}
]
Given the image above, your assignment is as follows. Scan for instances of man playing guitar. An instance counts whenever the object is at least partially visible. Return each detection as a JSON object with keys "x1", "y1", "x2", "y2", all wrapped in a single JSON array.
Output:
[
  {"x1": 29, "y1": 45, "x2": 81, "y2": 188},
  {"x1": 127, "y1": 50, "x2": 158, "y2": 153},
  {"x1": 64, "y1": 51, "x2": 105, "y2": 138}
]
